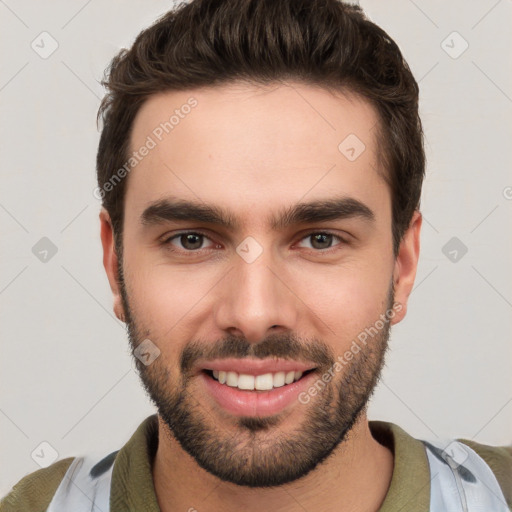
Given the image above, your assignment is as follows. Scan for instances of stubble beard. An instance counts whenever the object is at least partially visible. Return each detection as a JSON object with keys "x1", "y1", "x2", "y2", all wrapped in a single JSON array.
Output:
[{"x1": 119, "y1": 267, "x2": 394, "y2": 488}]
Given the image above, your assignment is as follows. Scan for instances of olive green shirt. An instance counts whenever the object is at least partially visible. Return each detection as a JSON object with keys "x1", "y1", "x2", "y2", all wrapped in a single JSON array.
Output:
[{"x1": 2, "y1": 414, "x2": 511, "y2": 511}]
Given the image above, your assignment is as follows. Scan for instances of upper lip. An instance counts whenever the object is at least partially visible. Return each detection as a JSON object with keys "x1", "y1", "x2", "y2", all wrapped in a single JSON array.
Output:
[{"x1": 197, "y1": 358, "x2": 317, "y2": 376}]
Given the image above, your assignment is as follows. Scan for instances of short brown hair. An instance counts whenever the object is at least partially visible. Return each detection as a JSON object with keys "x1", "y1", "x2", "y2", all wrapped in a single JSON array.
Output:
[{"x1": 96, "y1": 0, "x2": 425, "y2": 257}]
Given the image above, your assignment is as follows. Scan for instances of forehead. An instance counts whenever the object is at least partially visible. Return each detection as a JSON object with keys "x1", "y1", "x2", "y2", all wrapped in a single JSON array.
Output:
[{"x1": 125, "y1": 81, "x2": 389, "y2": 228}]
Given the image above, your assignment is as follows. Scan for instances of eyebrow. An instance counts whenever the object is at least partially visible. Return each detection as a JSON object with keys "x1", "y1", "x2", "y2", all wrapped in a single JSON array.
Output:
[{"x1": 140, "y1": 195, "x2": 375, "y2": 231}]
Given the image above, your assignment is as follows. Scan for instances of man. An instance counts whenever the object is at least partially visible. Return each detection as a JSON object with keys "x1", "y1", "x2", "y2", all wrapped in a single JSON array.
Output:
[{"x1": 2, "y1": 0, "x2": 511, "y2": 511}]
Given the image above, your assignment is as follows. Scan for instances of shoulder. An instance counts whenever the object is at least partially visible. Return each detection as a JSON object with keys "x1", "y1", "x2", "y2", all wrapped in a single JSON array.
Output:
[
  {"x1": 457, "y1": 437, "x2": 512, "y2": 509},
  {"x1": 0, "y1": 457, "x2": 75, "y2": 512}
]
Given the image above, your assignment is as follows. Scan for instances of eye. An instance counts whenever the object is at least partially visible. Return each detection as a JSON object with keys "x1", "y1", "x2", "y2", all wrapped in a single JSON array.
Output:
[
  {"x1": 163, "y1": 231, "x2": 217, "y2": 252},
  {"x1": 296, "y1": 231, "x2": 347, "y2": 251},
  {"x1": 161, "y1": 230, "x2": 348, "y2": 255}
]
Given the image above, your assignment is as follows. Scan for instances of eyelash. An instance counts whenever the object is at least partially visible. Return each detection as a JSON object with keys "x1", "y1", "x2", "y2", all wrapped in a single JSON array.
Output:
[{"x1": 161, "y1": 230, "x2": 349, "y2": 255}]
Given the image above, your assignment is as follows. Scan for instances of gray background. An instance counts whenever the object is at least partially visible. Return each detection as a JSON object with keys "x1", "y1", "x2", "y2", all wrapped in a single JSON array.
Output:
[{"x1": 1, "y1": 0, "x2": 511, "y2": 494}]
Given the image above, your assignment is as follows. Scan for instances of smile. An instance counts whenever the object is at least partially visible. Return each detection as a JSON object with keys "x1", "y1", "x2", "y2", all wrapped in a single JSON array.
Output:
[{"x1": 205, "y1": 369, "x2": 315, "y2": 391}]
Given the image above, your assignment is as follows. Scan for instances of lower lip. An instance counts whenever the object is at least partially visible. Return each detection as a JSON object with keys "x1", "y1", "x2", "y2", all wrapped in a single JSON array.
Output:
[{"x1": 199, "y1": 370, "x2": 317, "y2": 417}]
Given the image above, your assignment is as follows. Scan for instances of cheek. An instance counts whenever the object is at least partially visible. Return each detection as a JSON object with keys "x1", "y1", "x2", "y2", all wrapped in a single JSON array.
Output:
[
  {"x1": 124, "y1": 257, "x2": 220, "y2": 333},
  {"x1": 290, "y1": 258, "x2": 392, "y2": 343}
]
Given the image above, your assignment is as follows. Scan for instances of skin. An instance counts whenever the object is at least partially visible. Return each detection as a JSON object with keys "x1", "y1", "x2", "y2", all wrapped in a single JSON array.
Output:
[{"x1": 100, "y1": 81, "x2": 422, "y2": 512}]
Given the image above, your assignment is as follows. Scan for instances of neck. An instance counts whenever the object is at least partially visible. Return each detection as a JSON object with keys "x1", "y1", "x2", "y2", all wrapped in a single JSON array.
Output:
[{"x1": 152, "y1": 413, "x2": 394, "y2": 512}]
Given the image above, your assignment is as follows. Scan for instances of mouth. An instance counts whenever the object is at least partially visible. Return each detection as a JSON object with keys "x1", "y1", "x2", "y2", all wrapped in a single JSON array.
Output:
[
  {"x1": 199, "y1": 366, "x2": 319, "y2": 417},
  {"x1": 201, "y1": 368, "x2": 317, "y2": 392}
]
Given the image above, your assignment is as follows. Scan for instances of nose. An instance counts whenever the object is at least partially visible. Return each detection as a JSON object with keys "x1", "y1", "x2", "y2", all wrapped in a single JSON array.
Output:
[{"x1": 214, "y1": 246, "x2": 298, "y2": 344}]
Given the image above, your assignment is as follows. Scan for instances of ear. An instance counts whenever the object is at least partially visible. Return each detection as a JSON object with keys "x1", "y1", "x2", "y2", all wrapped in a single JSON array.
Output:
[
  {"x1": 390, "y1": 210, "x2": 422, "y2": 325},
  {"x1": 99, "y1": 209, "x2": 126, "y2": 323}
]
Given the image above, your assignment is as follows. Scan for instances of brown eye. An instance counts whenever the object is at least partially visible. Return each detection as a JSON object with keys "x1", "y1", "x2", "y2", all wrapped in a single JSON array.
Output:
[
  {"x1": 310, "y1": 233, "x2": 334, "y2": 250},
  {"x1": 297, "y1": 232, "x2": 346, "y2": 251},
  {"x1": 179, "y1": 233, "x2": 204, "y2": 250},
  {"x1": 164, "y1": 232, "x2": 216, "y2": 252}
]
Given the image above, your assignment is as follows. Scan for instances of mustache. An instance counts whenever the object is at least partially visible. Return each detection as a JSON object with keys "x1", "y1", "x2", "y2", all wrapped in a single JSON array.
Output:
[{"x1": 180, "y1": 332, "x2": 335, "y2": 375}]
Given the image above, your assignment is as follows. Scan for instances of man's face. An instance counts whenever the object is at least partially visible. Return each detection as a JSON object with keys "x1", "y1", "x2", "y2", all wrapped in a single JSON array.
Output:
[{"x1": 102, "y1": 82, "x2": 419, "y2": 487}]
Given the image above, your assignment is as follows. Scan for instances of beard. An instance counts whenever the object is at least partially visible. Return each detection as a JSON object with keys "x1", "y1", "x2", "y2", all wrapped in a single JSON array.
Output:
[{"x1": 119, "y1": 268, "x2": 395, "y2": 488}]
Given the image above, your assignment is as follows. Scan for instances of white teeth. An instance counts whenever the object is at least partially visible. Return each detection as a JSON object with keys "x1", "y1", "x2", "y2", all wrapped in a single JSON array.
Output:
[
  {"x1": 285, "y1": 371, "x2": 295, "y2": 385},
  {"x1": 237, "y1": 374, "x2": 255, "y2": 390},
  {"x1": 255, "y1": 373, "x2": 274, "y2": 390},
  {"x1": 226, "y1": 371, "x2": 238, "y2": 387},
  {"x1": 272, "y1": 371, "x2": 286, "y2": 388},
  {"x1": 210, "y1": 369, "x2": 309, "y2": 390}
]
